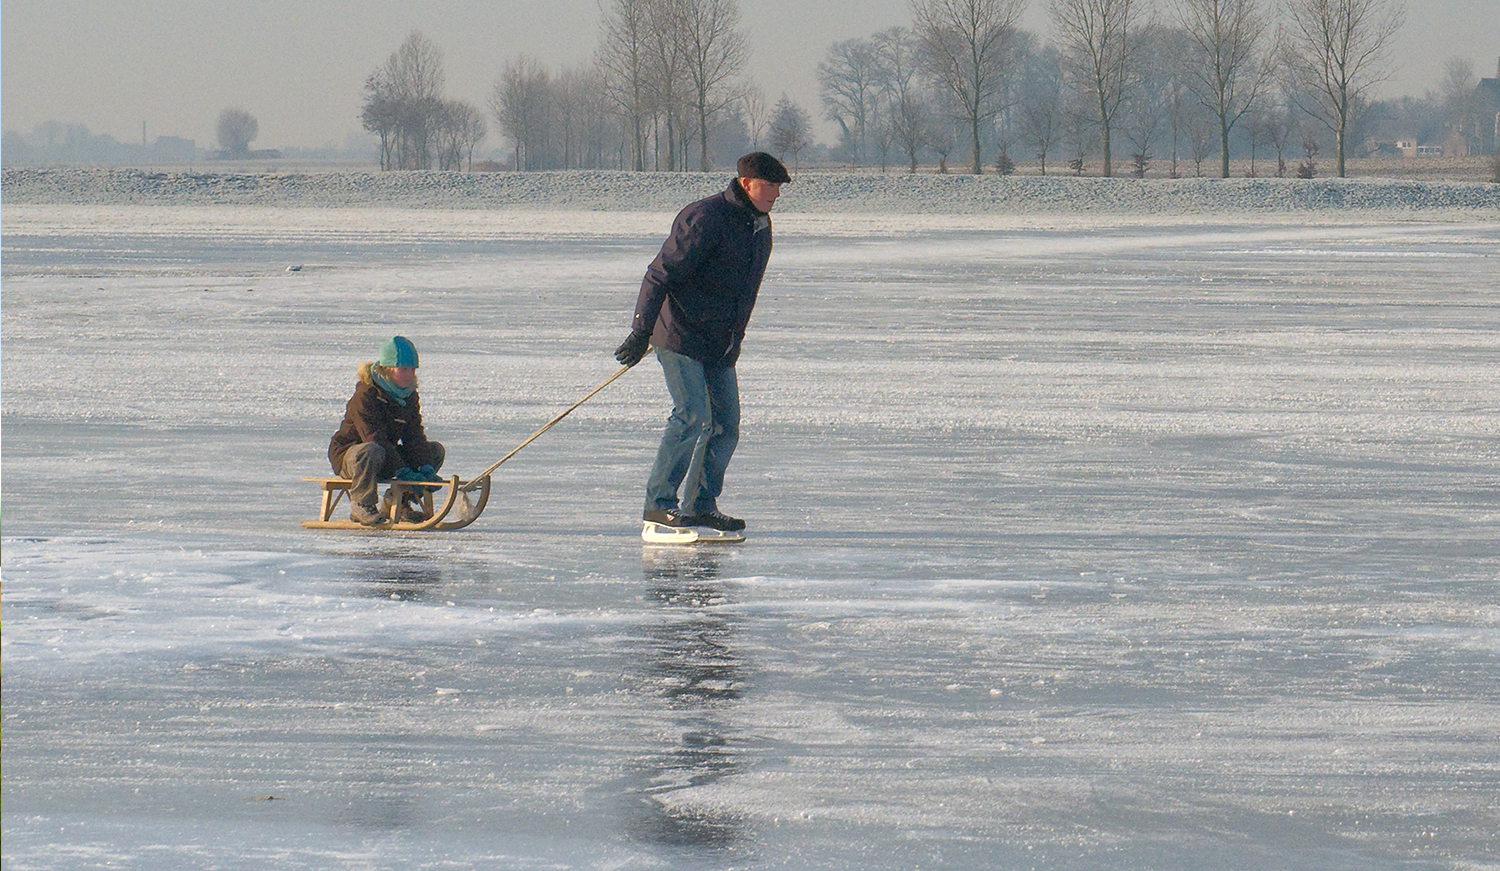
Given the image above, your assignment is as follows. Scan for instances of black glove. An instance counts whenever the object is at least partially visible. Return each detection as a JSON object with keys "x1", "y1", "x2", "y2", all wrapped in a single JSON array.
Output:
[{"x1": 614, "y1": 328, "x2": 652, "y2": 367}]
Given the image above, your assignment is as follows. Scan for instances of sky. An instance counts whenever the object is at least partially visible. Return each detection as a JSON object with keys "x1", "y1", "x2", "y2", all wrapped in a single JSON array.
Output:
[{"x1": 2, "y1": 0, "x2": 1496, "y2": 153}]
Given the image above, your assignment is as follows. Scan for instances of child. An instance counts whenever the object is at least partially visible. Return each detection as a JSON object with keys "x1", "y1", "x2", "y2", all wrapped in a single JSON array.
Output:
[{"x1": 328, "y1": 336, "x2": 445, "y2": 525}]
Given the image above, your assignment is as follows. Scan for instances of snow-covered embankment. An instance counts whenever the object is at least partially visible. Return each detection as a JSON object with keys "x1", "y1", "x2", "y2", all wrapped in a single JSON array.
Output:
[{"x1": 4, "y1": 166, "x2": 1498, "y2": 216}]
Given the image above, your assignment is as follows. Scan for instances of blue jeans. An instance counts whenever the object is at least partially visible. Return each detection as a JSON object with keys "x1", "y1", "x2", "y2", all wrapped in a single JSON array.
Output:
[{"x1": 645, "y1": 348, "x2": 740, "y2": 516}]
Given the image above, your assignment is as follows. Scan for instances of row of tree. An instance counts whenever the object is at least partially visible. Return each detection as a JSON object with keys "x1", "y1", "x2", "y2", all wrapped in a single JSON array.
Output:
[
  {"x1": 361, "y1": 33, "x2": 487, "y2": 170},
  {"x1": 823, "y1": 0, "x2": 1406, "y2": 178},
  {"x1": 821, "y1": 18, "x2": 1276, "y2": 178},
  {"x1": 358, "y1": 0, "x2": 1423, "y2": 178},
  {"x1": 361, "y1": 14, "x2": 819, "y2": 174},
  {"x1": 595, "y1": 0, "x2": 748, "y2": 172}
]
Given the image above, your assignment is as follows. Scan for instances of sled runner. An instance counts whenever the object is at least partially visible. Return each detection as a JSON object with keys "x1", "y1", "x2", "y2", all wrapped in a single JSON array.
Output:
[{"x1": 301, "y1": 475, "x2": 491, "y2": 531}]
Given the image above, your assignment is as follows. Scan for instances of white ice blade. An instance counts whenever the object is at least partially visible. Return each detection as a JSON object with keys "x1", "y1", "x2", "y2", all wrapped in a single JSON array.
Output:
[
  {"x1": 641, "y1": 521, "x2": 700, "y2": 544},
  {"x1": 690, "y1": 527, "x2": 745, "y2": 543}
]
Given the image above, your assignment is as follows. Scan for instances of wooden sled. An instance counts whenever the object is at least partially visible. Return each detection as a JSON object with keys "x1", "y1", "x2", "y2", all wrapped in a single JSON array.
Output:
[
  {"x1": 301, "y1": 364, "x2": 638, "y2": 533},
  {"x1": 301, "y1": 474, "x2": 491, "y2": 531}
]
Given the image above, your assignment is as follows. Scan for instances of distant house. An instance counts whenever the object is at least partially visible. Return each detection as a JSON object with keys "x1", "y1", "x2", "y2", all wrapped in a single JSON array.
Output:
[
  {"x1": 150, "y1": 136, "x2": 198, "y2": 161},
  {"x1": 1368, "y1": 123, "x2": 1436, "y2": 158},
  {"x1": 1387, "y1": 58, "x2": 1500, "y2": 159},
  {"x1": 1480, "y1": 59, "x2": 1500, "y2": 152},
  {"x1": 1480, "y1": 57, "x2": 1500, "y2": 103},
  {"x1": 1344, "y1": 58, "x2": 1498, "y2": 158},
  {"x1": 1365, "y1": 120, "x2": 1414, "y2": 157}
]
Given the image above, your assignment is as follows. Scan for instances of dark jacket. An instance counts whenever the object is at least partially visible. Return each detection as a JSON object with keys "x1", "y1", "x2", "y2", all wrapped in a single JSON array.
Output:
[
  {"x1": 328, "y1": 363, "x2": 437, "y2": 473},
  {"x1": 631, "y1": 179, "x2": 773, "y2": 367}
]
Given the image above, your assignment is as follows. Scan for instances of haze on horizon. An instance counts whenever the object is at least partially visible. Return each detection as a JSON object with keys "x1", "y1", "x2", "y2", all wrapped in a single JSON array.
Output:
[{"x1": 2, "y1": 0, "x2": 1496, "y2": 155}]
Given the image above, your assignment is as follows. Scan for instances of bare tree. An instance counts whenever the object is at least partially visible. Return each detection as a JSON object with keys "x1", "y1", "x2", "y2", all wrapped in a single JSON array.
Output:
[
  {"x1": 644, "y1": 0, "x2": 692, "y2": 170},
  {"x1": 576, "y1": 65, "x2": 620, "y2": 169},
  {"x1": 819, "y1": 37, "x2": 881, "y2": 166},
  {"x1": 1280, "y1": 0, "x2": 1405, "y2": 177},
  {"x1": 1014, "y1": 43, "x2": 1066, "y2": 174},
  {"x1": 894, "y1": 92, "x2": 937, "y2": 171},
  {"x1": 871, "y1": 27, "x2": 926, "y2": 109},
  {"x1": 361, "y1": 72, "x2": 400, "y2": 169},
  {"x1": 389, "y1": 31, "x2": 446, "y2": 169},
  {"x1": 871, "y1": 27, "x2": 931, "y2": 172},
  {"x1": 537, "y1": 64, "x2": 616, "y2": 169},
  {"x1": 1164, "y1": 59, "x2": 1188, "y2": 175},
  {"x1": 459, "y1": 104, "x2": 488, "y2": 170},
  {"x1": 1439, "y1": 57, "x2": 1481, "y2": 156},
  {"x1": 493, "y1": 60, "x2": 622, "y2": 170},
  {"x1": 872, "y1": 113, "x2": 898, "y2": 170},
  {"x1": 1049, "y1": 0, "x2": 1141, "y2": 177},
  {"x1": 911, "y1": 0, "x2": 1029, "y2": 174},
  {"x1": 598, "y1": 0, "x2": 656, "y2": 170},
  {"x1": 1062, "y1": 70, "x2": 1099, "y2": 174},
  {"x1": 1263, "y1": 100, "x2": 1292, "y2": 175},
  {"x1": 1242, "y1": 103, "x2": 1267, "y2": 174},
  {"x1": 491, "y1": 55, "x2": 550, "y2": 169},
  {"x1": 359, "y1": 31, "x2": 448, "y2": 170},
  {"x1": 216, "y1": 107, "x2": 258, "y2": 157},
  {"x1": 1123, "y1": 25, "x2": 1183, "y2": 177},
  {"x1": 740, "y1": 85, "x2": 772, "y2": 149},
  {"x1": 679, "y1": 0, "x2": 750, "y2": 170},
  {"x1": 438, "y1": 100, "x2": 486, "y2": 170},
  {"x1": 1295, "y1": 120, "x2": 1321, "y2": 175},
  {"x1": 929, "y1": 108, "x2": 959, "y2": 172},
  {"x1": 769, "y1": 95, "x2": 813, "y2": 171},
  {"x1": 1176, "y1": 0, "x2": 1274, "y2": 177},
  {"x1": 1187, "y1": 108, "x2": 1217, "y2": 174},
  {"x1": 554, "y1": 66, "x2": 587, "y2": 168}
]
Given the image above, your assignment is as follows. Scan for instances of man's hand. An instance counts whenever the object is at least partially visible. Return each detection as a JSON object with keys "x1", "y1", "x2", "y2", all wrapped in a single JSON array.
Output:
[{"x1": 614, "y1": 328, "x2": 652, "y2": 367}]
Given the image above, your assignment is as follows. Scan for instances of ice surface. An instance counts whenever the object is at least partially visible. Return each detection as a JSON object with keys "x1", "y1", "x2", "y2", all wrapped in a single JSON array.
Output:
[{"x1": 3, "y1": 181, "x2": 1499, "y2": 869}]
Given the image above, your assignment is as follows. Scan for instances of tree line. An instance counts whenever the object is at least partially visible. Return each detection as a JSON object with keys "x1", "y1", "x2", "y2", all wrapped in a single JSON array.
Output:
[
  {"x1": 361, "y1": 33, "x2": 488, "y2": 171},
  {"x1": 824, "y1": 0, "x2": 1416, "y2": 178},
  {"x1": 360, "y1": 0, "x2": 817, "y2": 174},
  {"x1": 356, "y1": 0, "x2": 1497, "y2": 180}
]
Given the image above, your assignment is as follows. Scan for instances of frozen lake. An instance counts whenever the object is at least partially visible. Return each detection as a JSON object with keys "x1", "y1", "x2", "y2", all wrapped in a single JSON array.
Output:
[{"x1": 3, "y1": 198, "x2": 1499, "y2": 869}]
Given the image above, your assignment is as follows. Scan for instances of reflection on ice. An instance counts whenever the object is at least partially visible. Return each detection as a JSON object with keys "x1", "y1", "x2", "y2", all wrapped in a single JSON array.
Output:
[
  {"x1": 643, "y1": 550, "x2": 746, "y2": 706},
  {"x1": 627, "y1": 549, "x2": 749, "y2": 854}
]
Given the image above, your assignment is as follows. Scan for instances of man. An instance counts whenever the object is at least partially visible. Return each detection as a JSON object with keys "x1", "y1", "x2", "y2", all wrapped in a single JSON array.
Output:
[{"x1": 614, "y1": 151, "x2": 789, "y2": 539}]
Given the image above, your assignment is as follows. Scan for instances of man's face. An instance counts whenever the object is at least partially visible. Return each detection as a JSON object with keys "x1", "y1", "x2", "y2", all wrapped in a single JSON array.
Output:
[{"x1": 741, "y1": 177, "x2": 782, "y2": 212}]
